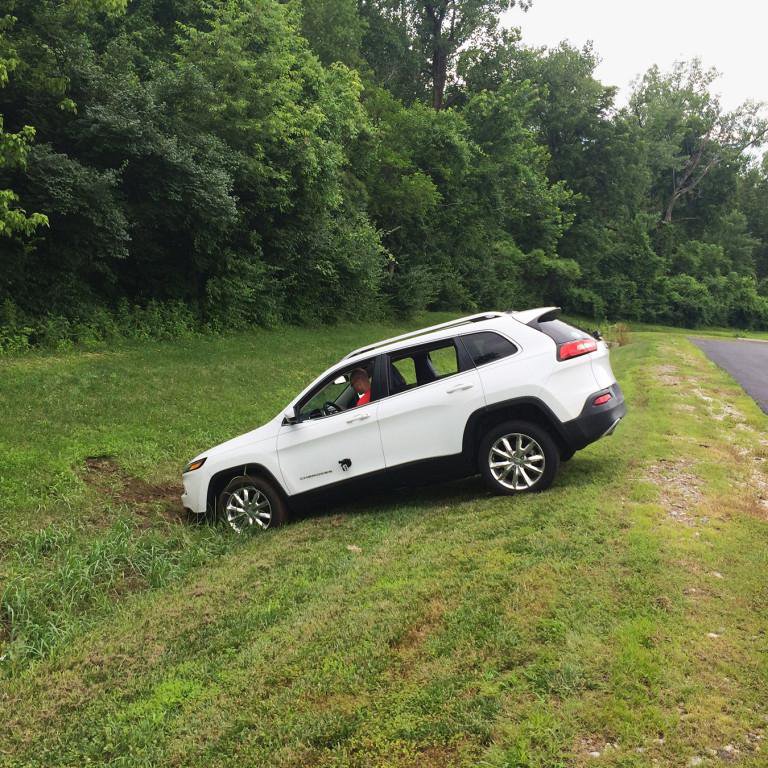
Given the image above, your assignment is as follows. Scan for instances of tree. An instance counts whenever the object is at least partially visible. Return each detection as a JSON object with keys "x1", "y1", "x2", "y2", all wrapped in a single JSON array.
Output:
[
  {"x1": 300, "y1": 0, "x2": 366, "y2": 68},
  {"x1": 738, "y1": 153, "x2": 768, "y2": 279},
  {"x1": 3, "y1": 0, "x2": 768, "y2": 342},
  {"x1": 362, "y1": 0, "x2": 530, "y2": 110},
  {"x1": 0, "y1": 12, "x2": 47, "y2": 238},
  {"x1": 630, "y1": 60, "x2": 768, "y2": 224}
]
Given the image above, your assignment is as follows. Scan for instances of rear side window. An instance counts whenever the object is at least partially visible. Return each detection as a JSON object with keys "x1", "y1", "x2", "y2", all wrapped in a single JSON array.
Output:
[
  {"x1": 392, "y1": 357, "x2": 417, "y2": 386},
  {"x1": 462, "y1": 332, "x2": 518, "y2": 366},
  {"x1": 388, "y1": 339, "x2": 460, "y2": 395},
  {"x1": 429, "y1": 344, "x2": 459, "y2": 377}
]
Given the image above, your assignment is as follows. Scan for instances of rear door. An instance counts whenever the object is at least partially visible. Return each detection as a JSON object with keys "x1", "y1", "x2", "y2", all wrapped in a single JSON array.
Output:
[{"x1": 376, "y1": 338, "x2": 485, "y2": 468}]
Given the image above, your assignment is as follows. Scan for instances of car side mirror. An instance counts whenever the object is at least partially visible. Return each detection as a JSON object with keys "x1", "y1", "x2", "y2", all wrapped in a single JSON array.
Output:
[{"x1": 283, "y1": 405, "x2": 298, "y2": 424}]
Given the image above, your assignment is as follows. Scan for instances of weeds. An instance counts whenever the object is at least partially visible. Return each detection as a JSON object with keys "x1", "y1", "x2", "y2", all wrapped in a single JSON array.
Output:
[
  {"x1": 0, "y1": 299, "x2": 200, "y2": 355},
  {"x1": 605, "y1": 322, "x2": 632, "y2": 346},
  {"x1": 1, "y1": 518, "x2": 229, "y2": 665}
]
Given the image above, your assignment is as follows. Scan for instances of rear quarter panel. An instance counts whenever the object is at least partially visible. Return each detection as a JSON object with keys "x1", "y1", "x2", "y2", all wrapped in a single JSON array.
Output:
[
  {"x1": 590, "y1": 341, "x2": 617, "y2": 389},
  {"x1": 473, "y1": 320, "x2": 604, "y2": 423}
]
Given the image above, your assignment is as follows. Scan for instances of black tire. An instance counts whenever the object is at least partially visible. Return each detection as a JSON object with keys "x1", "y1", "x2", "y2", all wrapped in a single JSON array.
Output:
[
  {"x1": 479, "y1": 420, "x2": 560, "y2": 495},
  {"x1": 218, "y1": 475, "x2": 288, "y2": 533}
]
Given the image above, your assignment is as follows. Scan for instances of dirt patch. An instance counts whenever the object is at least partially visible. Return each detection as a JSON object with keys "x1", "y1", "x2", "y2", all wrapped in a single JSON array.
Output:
[
  {"x1": 82, "y1": 456, "x2": 184, "y2": 525},
  {"x1": 387, "y1": 597, "x2": 448, "y2": 681},
  {"x1": 711, "y1": 403, "x2": 744, "y2": 422},
  {"x1": 393, "y1": 598, "x2": 446, "y2": 654},
  {"x1": 691, "y1": 388, "x2": 746, "y2": 422},
  {"x1": 575, "y1": 735, "x2": 621, "y2": 760},
  {"x1": 647, "y1": 458, "x2": 703, "y2": 524},
  {"x1": 404, "y1": 742, "x2": 466, "y2": 767},
  {"x1": 724, "y1": 441, "x2": 768, "y2": 520},
  {"x1": 656, "y1": 364, "x2": 685, "y2": 386},
  {"x1": 743, "y1": 465, "x2": 768, "y2": 520}
]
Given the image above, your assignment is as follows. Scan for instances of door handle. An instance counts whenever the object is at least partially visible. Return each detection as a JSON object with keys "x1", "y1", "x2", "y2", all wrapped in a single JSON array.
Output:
[
  {"x1": 446, "y1": 384, "x2": 474, "y2": 394},
  {"x1": 346, "y1": 413, "x2": 371, "y2": 423}
]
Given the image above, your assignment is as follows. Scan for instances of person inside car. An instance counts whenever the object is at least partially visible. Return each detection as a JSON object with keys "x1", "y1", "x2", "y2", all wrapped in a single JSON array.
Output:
[{"x1": 350, "y1": 368, "x2": 372, "y2": 406}]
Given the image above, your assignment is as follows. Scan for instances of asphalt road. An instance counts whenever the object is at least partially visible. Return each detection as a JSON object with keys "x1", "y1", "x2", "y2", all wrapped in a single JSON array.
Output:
[{"x1": 690, "y1": 337, "x2": 768, "y2": 415}]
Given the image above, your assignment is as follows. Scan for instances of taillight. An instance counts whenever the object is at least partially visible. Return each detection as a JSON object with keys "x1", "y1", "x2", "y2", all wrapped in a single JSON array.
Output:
[
  {"x1": 593, "y1": 392, "x2": 612, "y2": 406},
  {"x1": 557, "y1": 338, "x2": 598, "y2": 361}
]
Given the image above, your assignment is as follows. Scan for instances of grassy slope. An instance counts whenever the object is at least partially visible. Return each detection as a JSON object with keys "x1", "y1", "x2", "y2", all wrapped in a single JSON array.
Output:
[{"x1": 1, "y1": 319, "x2": 767, "y2": 767}]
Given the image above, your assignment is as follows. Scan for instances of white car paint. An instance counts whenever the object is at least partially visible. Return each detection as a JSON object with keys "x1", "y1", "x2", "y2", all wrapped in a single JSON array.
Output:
[
  {"x1": 377, "y1": 366, "x2": 484, "y2": 467},
  {"x1": 276, "y1": 400, "x2": 384, "y2": 495},
  {"x1": 181, "y1": 308, "x2": 622, "y2": 515}
]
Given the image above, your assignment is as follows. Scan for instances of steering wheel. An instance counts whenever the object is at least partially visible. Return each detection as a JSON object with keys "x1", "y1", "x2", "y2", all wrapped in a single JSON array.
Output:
[{"x1": 322, "y1": 400, "x2": 342, "y2": 416}]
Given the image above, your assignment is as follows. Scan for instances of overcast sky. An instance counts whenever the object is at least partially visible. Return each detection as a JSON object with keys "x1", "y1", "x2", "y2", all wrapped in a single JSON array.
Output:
[{"x1": 502, "y1": 0, "x2": 767, "y2": 111}]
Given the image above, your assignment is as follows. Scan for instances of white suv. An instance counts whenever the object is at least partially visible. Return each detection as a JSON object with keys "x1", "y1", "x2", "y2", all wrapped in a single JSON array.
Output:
[{"x1": 182, "y1": 308, "x2": 626, "y2": 532}]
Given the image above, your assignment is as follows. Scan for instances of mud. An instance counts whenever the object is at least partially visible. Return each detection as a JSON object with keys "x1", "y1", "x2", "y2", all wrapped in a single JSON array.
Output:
[{"x1": 82, "y1": 456, "x2": 185, "y2": 525}]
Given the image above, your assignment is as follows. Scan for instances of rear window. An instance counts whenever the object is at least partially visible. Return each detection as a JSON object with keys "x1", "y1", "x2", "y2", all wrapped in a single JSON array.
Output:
[
  {"x1": 462, "y1": 332, "x2": 518, "y2": 366},
  {"x1": 529, "y1": 319, "x2": 590, "y2": 344}
]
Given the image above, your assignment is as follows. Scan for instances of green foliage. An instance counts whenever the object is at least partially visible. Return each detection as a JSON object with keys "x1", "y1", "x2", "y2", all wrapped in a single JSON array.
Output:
[
  {"x1": 300, "y1": 0, "x2": 366, "y2": 67},
  {"x1": 0, "y1": 9, "x2": 48, "y2": 239},
  {"x1": 0, "y1": 0, "x2": 767, "y2": 348},
  {"x1": 0, "y1": 299, "x2": 201, "y2": 355},
  {"x1": 737, "y1": 156, "x2": 768, "y2": 278}
]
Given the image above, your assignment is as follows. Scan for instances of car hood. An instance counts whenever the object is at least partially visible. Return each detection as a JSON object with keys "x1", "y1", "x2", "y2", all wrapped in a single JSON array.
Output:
[{"x1": 192, "y1": 414, "x2": 282, "y2": 464}]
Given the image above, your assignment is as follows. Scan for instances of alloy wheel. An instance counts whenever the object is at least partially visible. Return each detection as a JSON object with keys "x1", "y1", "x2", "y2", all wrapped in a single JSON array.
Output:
[
  {"x1": 224, "y1": 486, "x2": 273, "y2": 533},
  {"x1": 488, "y1": 432, "x2": 546, "y2": 491}
]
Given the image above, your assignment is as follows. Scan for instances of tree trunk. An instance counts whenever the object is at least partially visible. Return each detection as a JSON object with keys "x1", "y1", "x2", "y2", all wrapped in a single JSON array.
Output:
[
  {"x1": 432, "y1": 47, "x2": 448, "y2": 110},
  {"x1": 662, "y1": 197, "x2": 676, "y2": 224}
]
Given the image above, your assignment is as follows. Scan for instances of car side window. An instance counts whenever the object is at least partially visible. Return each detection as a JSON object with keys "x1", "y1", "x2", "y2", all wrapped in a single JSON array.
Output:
[
  {"x1": 392, "y1": 357, "x2": 417, "y2": 386},
  {"x1": 429, "y1": 344, "x2": 459, "y2": 377},
  {"x1": 299, "y1": 359, "x2": 375, "y2": 420},
  {"x1": 461, "y1": 331, "x2": 518, "y2": 366},
  {"x1": 388, "y1": 339, "x2": 461, "y2": 395}
]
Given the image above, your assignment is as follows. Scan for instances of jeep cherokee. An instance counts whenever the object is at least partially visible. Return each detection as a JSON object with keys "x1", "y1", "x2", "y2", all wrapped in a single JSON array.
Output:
[{"x1": 181, "y1": 308, "x2": 626, "y2": 532}]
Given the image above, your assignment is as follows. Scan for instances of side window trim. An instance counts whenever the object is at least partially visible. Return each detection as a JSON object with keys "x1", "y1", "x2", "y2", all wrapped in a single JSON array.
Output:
[{"x1": 383, "y1": 336, "x2": 473, "y2": 398}]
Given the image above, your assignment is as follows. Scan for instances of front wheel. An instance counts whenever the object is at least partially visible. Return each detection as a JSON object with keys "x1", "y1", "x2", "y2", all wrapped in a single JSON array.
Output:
[
  {"x1": 218, "y1": 475, "x2": 288, "y2": 533},
  {"x1": 479, "y1": 420, "x2": 560, "y2": 495}
]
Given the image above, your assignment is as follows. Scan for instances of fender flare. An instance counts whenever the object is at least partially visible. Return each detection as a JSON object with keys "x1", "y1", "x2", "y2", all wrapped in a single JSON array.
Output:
[
  {"x1": 206, "y1": 463, "x2": 288, "y2": 515},
  {"x1": 461, "y1": 397, "x2": 571, "y2": 464}
]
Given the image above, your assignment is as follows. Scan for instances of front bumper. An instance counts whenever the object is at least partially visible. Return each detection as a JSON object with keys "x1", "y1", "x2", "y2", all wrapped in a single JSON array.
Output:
[
  {"x1": 181, "y1": 469, "x2": 208, "y2": 515},
  {"x1": 560, "y1": 382, "x2": 626, "y2": 451}
]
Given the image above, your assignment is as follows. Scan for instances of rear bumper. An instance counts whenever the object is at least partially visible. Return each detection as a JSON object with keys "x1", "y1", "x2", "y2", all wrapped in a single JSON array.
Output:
[{"x1": 560, "y1": 383, "x2": 626, "y2": 451}]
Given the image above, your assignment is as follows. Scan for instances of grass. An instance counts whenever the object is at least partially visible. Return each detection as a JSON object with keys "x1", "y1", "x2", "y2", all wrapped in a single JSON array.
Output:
[{"x1": 0, "y1": 316, "x2": 767, "y2": 766}]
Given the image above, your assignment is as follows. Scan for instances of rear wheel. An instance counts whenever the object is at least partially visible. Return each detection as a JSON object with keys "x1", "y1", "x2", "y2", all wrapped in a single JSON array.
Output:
[
  {"x1": 218, "y1": 475, "x2": 287, "y2": 533},
  {"x1": 479, "y1": 420, "x2": 560, "y2": 495}
]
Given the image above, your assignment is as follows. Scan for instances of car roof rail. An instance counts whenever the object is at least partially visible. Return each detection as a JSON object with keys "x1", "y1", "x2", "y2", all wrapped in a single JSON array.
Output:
[{"x1": 344, "y1": 311, "x2": 505, "y2": 360}]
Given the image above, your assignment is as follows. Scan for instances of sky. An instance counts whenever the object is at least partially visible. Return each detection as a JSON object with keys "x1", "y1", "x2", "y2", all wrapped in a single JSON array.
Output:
[{"x1": 502, "y1": 0, "x2": 767, "y2": 111}]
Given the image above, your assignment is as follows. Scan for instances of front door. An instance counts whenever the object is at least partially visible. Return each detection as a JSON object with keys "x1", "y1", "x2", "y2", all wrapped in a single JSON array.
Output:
[{"x1": 277, "y1": 359, "x2": 385, "y2": 495}]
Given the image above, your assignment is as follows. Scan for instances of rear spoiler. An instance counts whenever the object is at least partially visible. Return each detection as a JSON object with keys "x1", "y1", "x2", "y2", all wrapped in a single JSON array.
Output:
[
  {"x1": 516, "y1": 307, "x2": 603, "y2": 342},
  {"x1": 507, "y1": 306, "x2": 561, "y2": 325}
]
